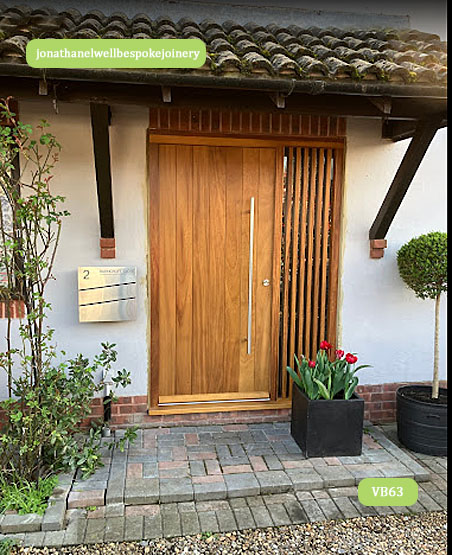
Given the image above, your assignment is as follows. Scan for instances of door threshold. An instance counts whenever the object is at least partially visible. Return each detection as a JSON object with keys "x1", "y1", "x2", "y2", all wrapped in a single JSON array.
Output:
[
  {"x1": 159, "y1": 397, "x2": 270, "y2": 406},
  {"x1": 158, "y1": 391, "x2": 270, "y2": 406},
  {"x1": 149, "y1": 399, "x2": 291, "y2": 415}
]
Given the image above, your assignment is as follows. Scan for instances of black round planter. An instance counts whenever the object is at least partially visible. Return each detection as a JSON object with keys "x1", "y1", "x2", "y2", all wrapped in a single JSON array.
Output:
[{"x1": 396, "y1": 385, "x2": 447, "y2": 456}]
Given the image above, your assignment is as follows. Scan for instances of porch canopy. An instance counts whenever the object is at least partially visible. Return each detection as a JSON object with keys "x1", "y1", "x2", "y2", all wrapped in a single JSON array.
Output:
[{"x1": 0, "y1": 5, "x2": 447, "y2": 254}]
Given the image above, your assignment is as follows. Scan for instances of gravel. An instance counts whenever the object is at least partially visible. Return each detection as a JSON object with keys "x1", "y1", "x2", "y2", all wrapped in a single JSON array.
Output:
[{"x1": 13, "y1": 511, "x2": 447, "y2": 554}]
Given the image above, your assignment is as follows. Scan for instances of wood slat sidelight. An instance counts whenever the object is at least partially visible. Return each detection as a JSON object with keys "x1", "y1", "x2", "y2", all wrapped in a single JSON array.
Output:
[{"x1": 277, "y1": 146, "x2": 344, "y2": 400}]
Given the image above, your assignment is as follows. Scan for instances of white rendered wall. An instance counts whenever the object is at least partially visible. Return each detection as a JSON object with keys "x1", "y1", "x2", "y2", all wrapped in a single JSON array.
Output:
[
  {"x1": 339, "y1": 119, "x2": 447, "y2": 386},
  {"x1": 0, "y1": 103, "x2": 447, "y2": 400}
]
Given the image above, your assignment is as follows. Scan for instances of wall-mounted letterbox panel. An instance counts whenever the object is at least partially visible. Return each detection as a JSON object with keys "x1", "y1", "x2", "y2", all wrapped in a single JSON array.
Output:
[{"x1": 78, "y1": 266, "x2": 137, "y2": 322}]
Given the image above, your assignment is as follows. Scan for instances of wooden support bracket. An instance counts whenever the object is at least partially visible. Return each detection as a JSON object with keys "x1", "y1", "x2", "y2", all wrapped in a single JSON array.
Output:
[
  {"x1": 161, "y1": 86, "x2": 172, "y2": 103},
  {"x1": 269, "y1": 92, "x2": 286, "y2": 109},
  {"x1": 369, "y1": 116, "x2": 443, "y2": 258},
  {"x1": 369, "y1": 97, "x2": 392, "y2": 115},
  {"x1": 90, "y1": 103, "x2": 115, "y2": 258},
  {"x1": 38, "y1": 79, "x2": 48, "y2": 95}
]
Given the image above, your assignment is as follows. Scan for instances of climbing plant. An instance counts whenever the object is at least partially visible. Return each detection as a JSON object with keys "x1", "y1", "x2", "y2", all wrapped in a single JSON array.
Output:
[{"x1": 0, "y1": 98, "x2": 136, "y2": 485}]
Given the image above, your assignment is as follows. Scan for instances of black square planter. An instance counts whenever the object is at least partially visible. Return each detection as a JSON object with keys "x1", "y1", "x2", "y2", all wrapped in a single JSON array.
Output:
[{"x1": 291, "y1": 384, "x2": 365, "y2": 457}]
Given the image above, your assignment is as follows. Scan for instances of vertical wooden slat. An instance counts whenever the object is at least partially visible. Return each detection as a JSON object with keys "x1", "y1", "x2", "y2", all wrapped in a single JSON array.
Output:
[
  {"x1": 304, "y1": 148, "x2": 317, "y2": 359},
  {"x1": 280, "y1": 148, "x2": 294, "y2": 398},
  {"x1": 319, "y1": 149, "x2": 333, "y2": 343},
  {"x1": 270, "y1": 146, "x2": 284, "y2": 401},
  {"x1": 311, "y1": 148, "x2": 325, "y2": 353},
  {"x1": 287, "y1": 148, "x2": 302, "y2": 395},
  {"x1": 149, "y1": 142, "x2": 160, "y2": 409},
  {"x1": 296, "y1": 148, "x2": 309, "y2": 362},
  {"x1": 175, "y1": 146, "x2": 193, "y2": 394},
  {"x1": 327, "y1": 149, "x2": 344, "y2": 350},
  {"x1": 158, "y1": 145, "x2": 177, "y2": 396}
]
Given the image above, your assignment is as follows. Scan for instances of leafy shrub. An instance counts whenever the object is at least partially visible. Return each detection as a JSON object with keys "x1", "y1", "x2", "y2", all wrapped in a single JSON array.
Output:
[
  {"x1": 0, "y1": 100, "x2": 137, "y2": 488},
  {"x1": 0, "y1": 475, "x2": 58, "y2": 516},
  {"x1": 397, "y1": 231, "x2": 447, "y2": 398},
  {"x1": 397, "y1": 231, "x2": 447, "y2": 300},
  {"x1": 0, "y1": 341, "x2": 137, "y2": 482},
  {"x1": 286, "y1": 341, "x2": 370, "y2": 400}
]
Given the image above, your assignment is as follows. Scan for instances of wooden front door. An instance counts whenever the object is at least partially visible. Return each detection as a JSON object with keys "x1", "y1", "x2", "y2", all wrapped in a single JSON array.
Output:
[{"x1": 150, "y1": 139, "x2": 279, "y2": 406}]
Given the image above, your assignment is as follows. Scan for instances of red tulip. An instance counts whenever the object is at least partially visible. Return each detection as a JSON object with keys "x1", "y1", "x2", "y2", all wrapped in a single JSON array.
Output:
[
  {"x1": 319, "y1": 340, "x2": 332, "y2": 350},
  {"x1": 345, "y1": 353, "x2": 358, "y2": 364},
  {"x1": 335, "y1": 349, "x2": 345, "y2": 359},
  {"x1": 308, "y1": 360, "x2": 316, "y2": 368}
]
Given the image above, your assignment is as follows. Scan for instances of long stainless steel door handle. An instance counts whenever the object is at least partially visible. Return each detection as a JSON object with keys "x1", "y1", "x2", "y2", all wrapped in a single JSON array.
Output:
[{"x1": 247, "y1": 197, "x2": 255, "y2": 355}]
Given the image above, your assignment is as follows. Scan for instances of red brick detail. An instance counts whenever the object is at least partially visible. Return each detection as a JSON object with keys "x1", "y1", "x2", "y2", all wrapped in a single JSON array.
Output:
[
  {"x1": 249, "y1": 456, "x2": 268, "y2": 472},
  {"x1": 100, "y1": 237, "x2": 115, "y2": 249},
  {"x1": 72, "y1": 382, "x2": 446, "y2": 431},
  {"x1": 370, "y1": 239, "x2": 388, "y2": 249},
  {"x1": 0, "y1": 300, "x2": 26, "y2": 319},
  {"x1": 158, "y1": 461, "x2": 187, "y2": 470},
  {"x1": 222, "y1": 464, "x2": 253, "y2": 474},
  {"x1": 356, "y1": 380, "x2": 447, "y2": 423},
  {"x1": 100, "y1": 247, "x2": 116, "y2": 259},
  {"x1": 369, "y1": 239, "x2": 388, "y2": 259},
  {"x1": 370, "y1": 247, "x2": 385, "y2": 259}
]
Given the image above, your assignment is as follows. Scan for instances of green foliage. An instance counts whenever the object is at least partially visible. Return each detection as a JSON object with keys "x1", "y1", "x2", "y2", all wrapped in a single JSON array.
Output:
[
  {"x1": 0, "y1": 475, "x2": 58, "y2": 516},
  {"x1": 0, "y1": 342, "x2": 136, "y2": 482},
  {"x1": 397, "y1": 231, "x2": 447, "y2": 399},
  {"x1": 287, "y1": 349, "x2": 370, "y2": 400},
  {"x1": 0, "y1": 100, "x2": 137, "y2": 489},
  {"x1": 0, "y1": 538, "x2": 17, "y2": 555},
  {"x1": 397, "y1": 232, "x2": 447, "y2": 300}
]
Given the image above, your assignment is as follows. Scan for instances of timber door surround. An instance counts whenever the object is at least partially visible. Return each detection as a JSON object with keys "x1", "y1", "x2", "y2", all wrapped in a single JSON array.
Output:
[
  {"x1": 149, "y1": 134, "x2": 345, "y2": 413},
  {"x1": 149, "y1": 136, "x2": 282, "y2": 408}
]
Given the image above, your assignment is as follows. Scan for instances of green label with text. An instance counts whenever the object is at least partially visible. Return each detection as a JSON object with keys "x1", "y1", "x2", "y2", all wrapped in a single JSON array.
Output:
[
  {"x1": 26, "y1": 39, "x2": 206, "y2": 69},
  {"x1": 358, "y1": 478, "x2": 418, "y2": 506}
]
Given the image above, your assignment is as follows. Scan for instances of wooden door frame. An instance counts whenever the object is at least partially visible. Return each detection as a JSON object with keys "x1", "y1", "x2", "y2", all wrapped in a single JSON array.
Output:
[{"x1": 147, "y1": 131, "x2": 345, "y2": 414}]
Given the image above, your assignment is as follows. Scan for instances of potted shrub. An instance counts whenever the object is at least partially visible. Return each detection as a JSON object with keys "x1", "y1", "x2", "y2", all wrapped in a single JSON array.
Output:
[
  {"x1": 287, "y1": 341, "x2": 370, "y2": 457},
  {"x1": 396, "y1": 231, "x2": 447, "y2": 456}
]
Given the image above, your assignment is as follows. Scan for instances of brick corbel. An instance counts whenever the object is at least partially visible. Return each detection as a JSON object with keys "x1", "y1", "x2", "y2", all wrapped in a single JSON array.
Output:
[
  {"x1": 100, "y1": 237, "x2": 116, "y2": 259},
  {"x1": 369, "y1": 238, "x2": 387, "y2": 259}
]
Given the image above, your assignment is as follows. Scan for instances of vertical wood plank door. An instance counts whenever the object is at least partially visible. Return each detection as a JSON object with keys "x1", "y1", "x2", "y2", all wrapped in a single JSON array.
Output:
[{"x1": 150, "y1": 142, "x2": 279, "y2": 405}]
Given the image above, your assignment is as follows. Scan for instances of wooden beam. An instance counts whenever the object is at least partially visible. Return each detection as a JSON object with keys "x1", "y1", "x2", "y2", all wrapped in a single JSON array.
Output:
[
  {"x1": 1, "y1": 77, "x2": 446, "y2": 121},
  {"x1": 369, "y1": 116, "x2": 443, "y2": 243},
  {"x1": 90, "y1": 103, "x2": 115, "y2": 257},
  {"x1": 383, "y1": 117, "x2": 447, "y2": 142}
]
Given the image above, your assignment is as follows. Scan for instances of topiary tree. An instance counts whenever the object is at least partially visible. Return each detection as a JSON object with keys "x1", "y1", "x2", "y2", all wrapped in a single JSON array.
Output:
[{"x1": 397, "y1": 231, "x2": 447, "y2": 399}]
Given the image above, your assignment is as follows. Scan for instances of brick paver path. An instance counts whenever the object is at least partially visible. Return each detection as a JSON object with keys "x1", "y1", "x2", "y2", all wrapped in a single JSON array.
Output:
[{"x1": 0, "y1": 421, "x2": 446, "y2": 547}]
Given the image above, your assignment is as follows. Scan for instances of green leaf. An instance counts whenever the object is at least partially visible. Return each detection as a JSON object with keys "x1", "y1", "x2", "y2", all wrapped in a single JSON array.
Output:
[
  {"x1": 286, "y1": 365, "x2": 303, "y2": 390},
  {"x1": 345, "y1": 376, "x2": 359, "y2": 400},
  {"x1": 313, "y1": 378, "x2": 331, "y2": 400}
]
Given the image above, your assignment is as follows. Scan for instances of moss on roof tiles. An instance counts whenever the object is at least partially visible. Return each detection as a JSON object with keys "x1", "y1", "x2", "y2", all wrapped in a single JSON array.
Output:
[{"x1": 0, "y1": 5, "x2": 446, "y2": 86}]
